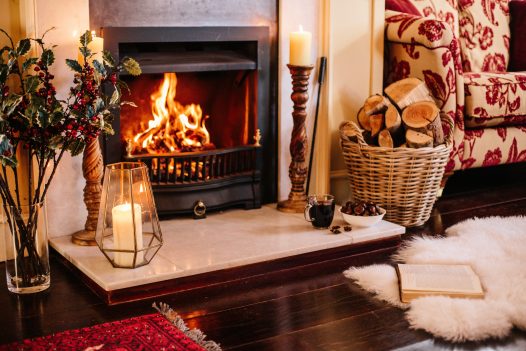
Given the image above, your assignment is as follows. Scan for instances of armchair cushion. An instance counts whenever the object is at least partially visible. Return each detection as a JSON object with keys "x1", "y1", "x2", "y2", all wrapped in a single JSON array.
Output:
[
  {"x1": 386, "y1": 0, "x2": 420, "y2": 15},
  {"x1": 508, "y1": 0, "x2": 526, "y2": 71},
  {"x1": 458, "y1": 0, "x2": 510, "y2": 72},
  {"x1": 410, "y1": 0, "x2": 460, "y2": 37},
  {"x1": 464, "y1": 71, "x2": 526, "y2": 121}
]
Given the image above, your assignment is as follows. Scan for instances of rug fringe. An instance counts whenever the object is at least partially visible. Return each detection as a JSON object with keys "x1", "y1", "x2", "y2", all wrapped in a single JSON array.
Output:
[{"x1": 153, "y1": 302, "x2": 222, "y2": 351}]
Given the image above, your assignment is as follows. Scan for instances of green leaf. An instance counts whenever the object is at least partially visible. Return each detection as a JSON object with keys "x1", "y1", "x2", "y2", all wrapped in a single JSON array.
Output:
[
  {"x1": 121, "y1": 57, "x2": 141, "y2": 76},
  {"x1": 37, "y1": 109, "x2": 49, "y2": 128},
  {"x1": 65, "y1": 59, "x2": 82, "y2": 73},
  {"x1": 102, "y1": 50, "x2": 115, "y2": 68},
  {"x1": 24, "y1": 75, "x2": 40, "y2": 93},
  {"x1": 68, "y1": 139, "x2": 86, "y2": 156},
  {"x1": 86, "y1": 105, "x2": 95, "y2": 118},
  {"x1": 22, "y1": 57, "x2": 38, "y2": 72},
  {"x1": 79, "y1": 46, "x2": 91, "y2": 60},
  {"x1": 109, "y1": 89, "x2": 120, "y2": 105},
  {"x1": 16, "y1": 39, "x2": 31, "y2": 56},
  {"x1": 0, "y1": 134, "x2": 16, "y2": 168},
  {"x1": 92, "y1": 59, "x2": 106, "y2": 76},
  {"x1": 51, "y1": 110, "x2": 64, "y2": 124},
  {"x1": 41, "y1": 49, "x2": 54, "y2": 67},
  {"x1": 79, "y1": 30, "x2": 92, "y2": 48},
  {"x1": 1, "y1": 94, "x2": 22, "y2": 117},
  {"x1": 94, "y1": 97, "x2": 104, "y2": 113}
]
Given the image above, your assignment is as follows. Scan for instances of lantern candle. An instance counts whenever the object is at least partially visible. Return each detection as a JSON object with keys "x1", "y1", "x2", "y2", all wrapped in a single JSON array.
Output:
[
  {"x1": 112, "y1": 203, "x2": 143, "y2": 267},
  {"x1": 289, "y1": 25, "x2": 312, "y2": 66}
]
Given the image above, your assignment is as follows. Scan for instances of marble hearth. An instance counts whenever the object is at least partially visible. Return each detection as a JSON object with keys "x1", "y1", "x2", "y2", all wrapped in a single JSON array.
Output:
[{"x1": 50, "y1": 205, "x2": 405, "y2": 304}]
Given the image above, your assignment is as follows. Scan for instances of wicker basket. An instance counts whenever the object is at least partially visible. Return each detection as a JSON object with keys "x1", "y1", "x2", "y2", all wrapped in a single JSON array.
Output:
[{"x1": 339, "y1": 116, "x2": 453, "y2": 227}]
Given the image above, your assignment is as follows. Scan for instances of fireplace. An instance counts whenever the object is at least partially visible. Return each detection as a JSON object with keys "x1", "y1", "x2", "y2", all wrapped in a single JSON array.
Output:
[{"x1": 103, "y1": 27, "x2": 275, "y2": 216}]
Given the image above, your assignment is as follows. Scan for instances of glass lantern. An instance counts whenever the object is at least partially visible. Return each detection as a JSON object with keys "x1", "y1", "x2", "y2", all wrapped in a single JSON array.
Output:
[{"x1": 95, "y1": 162, "x2": 163, "y2": 268}]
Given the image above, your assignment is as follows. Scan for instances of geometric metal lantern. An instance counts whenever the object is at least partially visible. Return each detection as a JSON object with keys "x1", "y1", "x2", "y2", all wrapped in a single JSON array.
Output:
[{"x1": 95, "y1": 162, "x2": 163, "y2": 268}]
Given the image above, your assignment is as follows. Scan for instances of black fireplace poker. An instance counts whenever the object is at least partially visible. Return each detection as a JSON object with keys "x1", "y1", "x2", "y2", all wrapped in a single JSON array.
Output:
[{"x1": 306, "y1": 56, "x2": 327, "y2": 196}]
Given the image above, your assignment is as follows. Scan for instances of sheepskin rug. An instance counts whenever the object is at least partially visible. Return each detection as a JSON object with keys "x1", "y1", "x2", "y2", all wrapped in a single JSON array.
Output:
[{"x1": 343, "y1": 216, "x2": 526, "y2": 342}]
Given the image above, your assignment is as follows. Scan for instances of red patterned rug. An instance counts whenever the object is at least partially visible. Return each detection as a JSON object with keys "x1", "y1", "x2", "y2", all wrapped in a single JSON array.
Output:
[{"x1": 0, "y1": 303, "x2": 221, "y2": 351}]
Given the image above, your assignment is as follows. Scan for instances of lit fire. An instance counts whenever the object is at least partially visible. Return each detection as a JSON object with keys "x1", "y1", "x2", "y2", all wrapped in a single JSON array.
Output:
[{"x1": 131, "y1": 73, "x2": 214, "y2": 154}]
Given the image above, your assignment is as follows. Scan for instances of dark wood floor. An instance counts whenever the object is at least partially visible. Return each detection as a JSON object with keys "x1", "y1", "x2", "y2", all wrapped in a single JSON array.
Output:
[{"x1": 2, "y1": 164, "x2": 526, "y2": 350}]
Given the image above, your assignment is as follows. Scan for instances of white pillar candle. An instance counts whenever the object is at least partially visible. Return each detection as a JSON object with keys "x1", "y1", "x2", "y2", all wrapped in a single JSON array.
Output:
[
  {"x1": 290, "y1": 25, "x2": 312, "y2": 66},
  {"x1": 112, "y1": 203, "x2": 143, "y2": 267},
  {"x1": 78, "y1": 31, "x2": 104, "y2": 65}
]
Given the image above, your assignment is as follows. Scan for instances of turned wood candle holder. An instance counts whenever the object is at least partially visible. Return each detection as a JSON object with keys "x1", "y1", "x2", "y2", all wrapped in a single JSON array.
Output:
[
  {"x1": 72, "y1": 137, "x2": 103, "y2": 246},
  {"x1": 278, "y1": 64, "x2": 314, "y2": 213}
]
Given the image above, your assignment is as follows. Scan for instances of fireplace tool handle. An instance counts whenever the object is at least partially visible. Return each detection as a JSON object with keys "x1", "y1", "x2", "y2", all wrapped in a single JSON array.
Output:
[{"x1": 306, "y1": 57, "x2": 327, "y2": 196}]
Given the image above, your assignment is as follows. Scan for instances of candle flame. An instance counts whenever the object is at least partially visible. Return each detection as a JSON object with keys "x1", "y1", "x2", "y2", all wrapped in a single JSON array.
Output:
[{"x1": 299, "y1": 25, "x2": 303, "y2": 32}]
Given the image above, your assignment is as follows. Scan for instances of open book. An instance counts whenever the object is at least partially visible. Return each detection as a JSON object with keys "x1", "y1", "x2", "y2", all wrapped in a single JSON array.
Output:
[{"x1": 396, "y1": 264, "x2": 485, "y2": 303}]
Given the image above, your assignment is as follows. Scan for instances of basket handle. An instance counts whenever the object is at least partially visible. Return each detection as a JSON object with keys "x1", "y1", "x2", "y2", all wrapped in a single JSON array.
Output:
[{"x1": 339, "y1": 120, "x2": 368, "y2": 146}]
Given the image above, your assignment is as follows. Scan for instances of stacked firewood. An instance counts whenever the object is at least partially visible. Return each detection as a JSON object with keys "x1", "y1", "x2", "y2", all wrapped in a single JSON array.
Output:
[{"x1": 355, "y1": 77, "x2": 444, "y2": 148}]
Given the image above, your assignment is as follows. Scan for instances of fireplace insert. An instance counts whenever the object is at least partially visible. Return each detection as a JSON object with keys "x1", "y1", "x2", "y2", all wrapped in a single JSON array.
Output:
[{"x1": 103, "y1": 27, "x2": 275, "y2": 216}]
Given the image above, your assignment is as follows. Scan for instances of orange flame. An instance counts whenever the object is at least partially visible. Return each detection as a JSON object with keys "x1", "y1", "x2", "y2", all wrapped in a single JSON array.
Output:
[{"x1": 131, "y1": 73, "x2": 213, "y2": 154}]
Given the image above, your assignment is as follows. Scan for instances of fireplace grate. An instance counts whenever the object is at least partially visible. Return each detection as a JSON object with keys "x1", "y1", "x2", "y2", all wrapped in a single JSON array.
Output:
[{"x1": 125, "y1": 146, "x2": 259, "y2": 185}]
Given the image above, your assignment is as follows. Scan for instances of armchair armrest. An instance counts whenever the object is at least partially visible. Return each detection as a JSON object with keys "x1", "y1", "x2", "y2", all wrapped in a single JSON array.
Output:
[
  {"x1": 384, "y1": 10, "x2": 465, "y2": 172},
  {"x1": 385, "y1": 10, "x2": 454, "y2": 49}
]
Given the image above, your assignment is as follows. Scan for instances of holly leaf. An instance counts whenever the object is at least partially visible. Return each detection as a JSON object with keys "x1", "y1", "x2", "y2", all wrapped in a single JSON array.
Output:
[
  {"x1": 24, "y1": 75, "x2": 40, "y2": 93},
  {"x1": 68, "y1": 139, "x2": 86, "y2": 156},
  {"x1": 0, "y1": 134, "x2": 16, "y2": 168},
  {"x1": 41, "y1": 49, "x2": 54, "y2": 67},
  {"x1": 79, "y1": 46, "x2": 91, "y2": 60},
  {"x1": 37, "y1": 109, "x2": 50, "y2": 128},
  {"x1": 1, "y1": 94, "x2": 22, "y2": 117},
  {"x1": 109, "y1": 89, "x2": 120, "y2": 105},
  {"x1": 102, "y1": 50, "x2": 115, "y2": 68},
  {"x1": 22, "y1": 57, "x2": 38, "y2": 72},
  {"x1": 92, "y1": 59, "x2": 106, "y2": 76},
  {"x1": 16, "y1": 39, "x2": 31, "y2": 56},
  {"x1": 66, "y1": 59, "x2": 82, "y2": 73},
  {"x1": 79, "y1": 30, "x2": 92, "y2": 48},
  {"x1": 122, "y1": 57, "x2": 141, "y2": 76}
]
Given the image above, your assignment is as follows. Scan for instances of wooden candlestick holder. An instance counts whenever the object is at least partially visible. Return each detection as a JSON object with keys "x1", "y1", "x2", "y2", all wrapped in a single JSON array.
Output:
[
  {"x1": 278, "y1": 64, "x2": 314, "y2": 213},
  {"x1": 72, "y1": 137, "x2": 104, "y2": 246}
]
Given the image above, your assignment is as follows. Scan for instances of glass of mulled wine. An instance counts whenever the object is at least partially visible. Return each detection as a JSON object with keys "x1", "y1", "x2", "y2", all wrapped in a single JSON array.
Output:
[{"x1": 304, "y1": 194, "x2": 335, "y2": 229}]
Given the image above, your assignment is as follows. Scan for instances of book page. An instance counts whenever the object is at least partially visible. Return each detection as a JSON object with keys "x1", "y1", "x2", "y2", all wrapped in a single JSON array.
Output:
[{"x1": 398, "y1": 264, "x2": 483, "y2": 294}]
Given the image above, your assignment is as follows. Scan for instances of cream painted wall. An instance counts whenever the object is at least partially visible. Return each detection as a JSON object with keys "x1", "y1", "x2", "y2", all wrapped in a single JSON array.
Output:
[
  {"x1": 278, "y1": 0, "x2": 322, "y2": 201},
  {"x1": 33, "y1": 0, "x2": 90, "y2": 238},
  {"x1": 279, "y1": 0, "x2": 385, "y2": 204},
  {"x1": 326, "y1": 0, "x2": 385, "y2": 203}
]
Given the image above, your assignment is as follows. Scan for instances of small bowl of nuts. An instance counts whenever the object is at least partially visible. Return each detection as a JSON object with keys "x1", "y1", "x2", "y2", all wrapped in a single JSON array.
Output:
[{"x1": 339, "y1": 201, "x2": 385, "y2": 227}]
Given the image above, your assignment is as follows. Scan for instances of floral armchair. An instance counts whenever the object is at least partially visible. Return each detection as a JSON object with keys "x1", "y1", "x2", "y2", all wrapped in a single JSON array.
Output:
[{"x1": 384, "y1": 0, "x2": 526, "y2": 178}]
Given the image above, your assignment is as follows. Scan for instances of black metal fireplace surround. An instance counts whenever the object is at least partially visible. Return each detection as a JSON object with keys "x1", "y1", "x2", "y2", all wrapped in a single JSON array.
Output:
[{"x1": 102, "y1": 27, "x2": 275, "y2": 216}]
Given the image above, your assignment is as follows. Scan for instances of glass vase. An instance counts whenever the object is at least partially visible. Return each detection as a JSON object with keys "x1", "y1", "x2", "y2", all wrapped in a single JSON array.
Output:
[{"x1": 3, "y1": 201, "x2": 50, "y2": 293}]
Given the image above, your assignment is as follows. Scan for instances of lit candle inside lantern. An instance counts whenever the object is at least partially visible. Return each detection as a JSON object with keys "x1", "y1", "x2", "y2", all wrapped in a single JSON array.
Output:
[
  {"x1": 112, "y1": 203, "x2": 143, "y2": 267},
  {"x1": 290, "y1": 25, "x2": 312, "y2": 66},
  {"x1": 78, "y1": 31, "x2": 104, "y2": 65}
]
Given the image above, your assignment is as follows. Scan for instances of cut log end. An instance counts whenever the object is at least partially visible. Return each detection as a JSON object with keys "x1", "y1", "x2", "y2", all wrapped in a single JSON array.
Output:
[
  {"x1": 406, "y1": 129, "x2": 433, "y2": 148},
  {"x1": 402, "y1": 101, "x2": 440, "y2": 129},
  {"x1": 364, "y1": 94, "x2": 389, "y2": 116},
  {"x1": 378, "y1": 129, "x2": 394, "y2": 148},
  {"x1": 385, "y1": 77, "x2": 433, "y2": 110},
  {"x1": 370, "y1": 114, "x2": 384, "y2": 137},
  {"x1": 357, "y1": 107, "x2": 371, "y2": 132}
]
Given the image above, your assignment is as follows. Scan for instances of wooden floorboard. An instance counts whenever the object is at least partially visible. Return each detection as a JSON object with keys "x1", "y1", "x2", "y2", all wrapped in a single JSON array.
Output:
[{"x1": 1, "y1": 166, "x2": 526, "y2": 350}]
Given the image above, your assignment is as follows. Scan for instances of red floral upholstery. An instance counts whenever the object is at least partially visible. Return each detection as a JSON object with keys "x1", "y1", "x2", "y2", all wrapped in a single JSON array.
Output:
[
  {"x1": 385, "y1": 0, "x2": 526, "y2": 172},
  {"x1": 458, "y1": 0, "x2": 510, "y2": 72},
  {"x1": 464, "y1": 72, "x2": 526, "y2": 119}
]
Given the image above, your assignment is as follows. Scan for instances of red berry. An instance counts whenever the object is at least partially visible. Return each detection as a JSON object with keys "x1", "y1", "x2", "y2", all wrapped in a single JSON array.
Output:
[{"x1": 34, "y1": 66, "x2": 40, "y2": 72}]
